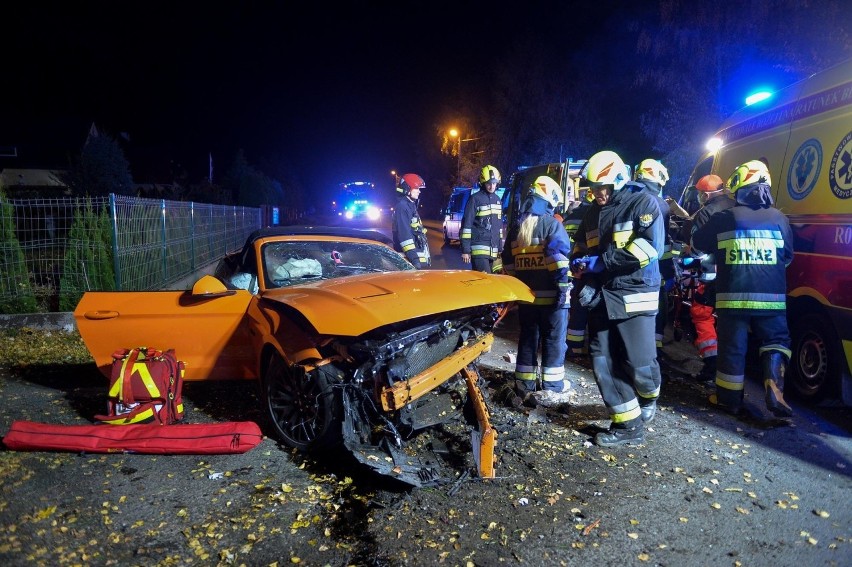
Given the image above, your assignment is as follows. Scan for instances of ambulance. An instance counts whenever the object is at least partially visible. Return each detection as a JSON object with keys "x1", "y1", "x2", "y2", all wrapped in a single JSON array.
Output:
[{"x1": 680, "y1": 57, "x2": 852, "y2": 404}]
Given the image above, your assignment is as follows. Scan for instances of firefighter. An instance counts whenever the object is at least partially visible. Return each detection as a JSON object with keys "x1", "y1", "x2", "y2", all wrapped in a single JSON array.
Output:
[
  {"x1": 571, "y1": 150, "x2": 665, "y2": 447},
  {"x1": 392, "y1": 173, "x2": 430, "y2": 269},
  {"x1": 563, "y1": 188, "x2": 594, "y2": 358},
  {"x1": 634, "y1": 158, "x2": 675, "y2": 361},
  {"x1": 499, "y1": 176, "x2": 573, "y2": 400},
  {"x1": 680, "y1": 174, "x2": 736, "y2": 383},
  {"x1": 461, "y1": 165, "x2": 504, "y2": 273},
  {"x1": 692, "y1": 160, "x2": 794, "y2": 418}
]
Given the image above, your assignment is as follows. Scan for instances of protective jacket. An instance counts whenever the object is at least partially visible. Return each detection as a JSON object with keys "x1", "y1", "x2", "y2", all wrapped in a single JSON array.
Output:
[
  {"x1": 562, "y1": 201, "x2": 591, "y2": 239},
  {"x1": 691, "y1": 184, "x2": 793, "y2": 314},
  {"x1": 460, "y1": 189, "x2": 503, "y2": 259},
  {"x1": 571, "y1": 182, "x2": 665, "y2": 319},
  {"x1": 392, "y1": 196, "x2": 429, "y2": 268},
  {"x1": 638, "y1": 182, "x2": 675, "y2": 280},
  {"x1": 500, "y1": 196, "x2": 572, "y2": 306}
]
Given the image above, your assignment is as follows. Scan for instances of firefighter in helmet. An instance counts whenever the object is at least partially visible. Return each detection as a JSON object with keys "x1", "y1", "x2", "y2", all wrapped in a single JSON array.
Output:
[
  {"x1": 634, "y1": 158, "x2": 675, "y2": 362},
  {"x1": 692, "y1": 160, "x2": 794, "y2": 418},
  {"x1": 392, "y1": 173, "x2": 430, "y2": 269},
  {"x1": 461, "y1": 165, "x2": 504, "y2": 273},
  {"x1": 571, "y1": 150, "x2": 665, "y2": 447},
  {"x1": 499, "y1": 176, "x2": 573, "y2": 402}
]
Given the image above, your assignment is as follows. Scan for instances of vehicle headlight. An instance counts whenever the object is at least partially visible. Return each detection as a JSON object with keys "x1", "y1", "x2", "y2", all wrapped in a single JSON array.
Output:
[
  {"x1": 366, "y1": 207, "x2": 381, "y2": 221},
  {"x1": 344, "y1": 210, "x2": 355, "y2": 220}
]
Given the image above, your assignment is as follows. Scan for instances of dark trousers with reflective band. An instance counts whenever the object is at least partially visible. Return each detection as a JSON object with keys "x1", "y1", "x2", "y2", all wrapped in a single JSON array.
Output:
[
  {"x1": 515, "y1": 304, "x2": 568, "y2": 392},
  {"x1": 566, "y1": 284, "x2": 588, "y2": 354},
  {"x1": 471, "y1": 256, "x2": 495, "y2": 273},
  {"x1": 655, "y1": 284, "x2": 667, "y2": 349},
  {"x1": 588, "y1": 306, "x2": 661, "y2": 429},
  {"x1": 715, "y1": 310, "x2": 791, "y2": 407}
]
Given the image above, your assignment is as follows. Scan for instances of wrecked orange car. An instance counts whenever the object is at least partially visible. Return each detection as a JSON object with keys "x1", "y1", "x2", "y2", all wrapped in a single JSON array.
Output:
[{"x1": 75, "y1": 227, "x2": 533, "y2": 486}]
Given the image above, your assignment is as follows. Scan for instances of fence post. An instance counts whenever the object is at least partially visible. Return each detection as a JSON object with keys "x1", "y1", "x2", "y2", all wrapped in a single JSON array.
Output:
[
  {"x1": 109, "y1": 193, "x2": 122, "y2": 291},
  {"x1": 190, "y1": 201, "x2": 196, "y2": 272},
  {"x1": 161, "y1": 199, "x2": 168, "y2": 285}
]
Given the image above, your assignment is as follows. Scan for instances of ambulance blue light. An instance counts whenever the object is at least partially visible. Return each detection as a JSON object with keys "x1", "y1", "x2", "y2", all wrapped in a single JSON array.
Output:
[{"x1": 745, "y1": 90, "x2": 772, "y2": 106}]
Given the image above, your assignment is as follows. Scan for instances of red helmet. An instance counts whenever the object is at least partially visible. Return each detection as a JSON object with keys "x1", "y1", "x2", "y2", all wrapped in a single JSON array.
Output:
[
  {"x1": 397, "y1": 173, "x2": 425, "y2": 196},
  {"x1": 695, "y1": 174, "x2": 724, "y2": 193}
]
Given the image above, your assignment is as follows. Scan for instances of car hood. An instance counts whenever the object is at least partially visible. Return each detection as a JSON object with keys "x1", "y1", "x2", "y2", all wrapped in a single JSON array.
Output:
[{"x1": 261, "y1": 270, "x2": 533, "y2": 336}]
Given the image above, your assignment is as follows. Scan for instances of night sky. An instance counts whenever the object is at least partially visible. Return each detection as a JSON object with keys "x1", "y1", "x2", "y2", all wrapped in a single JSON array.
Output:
[{"x1": 5, "y1": 2, "x2": 626, "y2": 195}]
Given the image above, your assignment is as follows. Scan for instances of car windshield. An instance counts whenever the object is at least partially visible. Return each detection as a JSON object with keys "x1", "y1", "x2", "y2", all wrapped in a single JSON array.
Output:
[{"x1": 262, "y1": 240, "x2": 413, "y2": 288}]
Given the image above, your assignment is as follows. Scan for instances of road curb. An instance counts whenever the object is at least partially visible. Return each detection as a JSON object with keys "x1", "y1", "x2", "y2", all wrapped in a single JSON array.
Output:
[{"x1": 0, "y1": 312, "x2": 77, "y2": 331}]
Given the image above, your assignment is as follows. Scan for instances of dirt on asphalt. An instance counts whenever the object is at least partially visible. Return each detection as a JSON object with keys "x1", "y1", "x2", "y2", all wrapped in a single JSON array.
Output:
[{"x1": 0, "y1": 316, "x2": 850, "y2": 567}]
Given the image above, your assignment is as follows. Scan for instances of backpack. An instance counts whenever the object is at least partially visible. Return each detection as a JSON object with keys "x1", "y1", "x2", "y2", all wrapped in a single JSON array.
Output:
[{"x1": 94, "y1": 347, "x2": 185, "y2": 425}]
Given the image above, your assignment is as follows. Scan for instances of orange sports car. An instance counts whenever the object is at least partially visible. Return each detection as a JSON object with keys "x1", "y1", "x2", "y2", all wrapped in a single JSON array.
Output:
[{"x1": 75, "y1": 226, "x2": 533, "y2": 486}]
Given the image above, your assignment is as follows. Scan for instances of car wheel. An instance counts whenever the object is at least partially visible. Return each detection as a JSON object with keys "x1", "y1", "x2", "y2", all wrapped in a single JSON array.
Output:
[
  {"x1": 262, "y1": 354, "x2": 342, "y2": 451},
  {"x1": 789, "y1": 312, "x2": 841, "y2": 402}
]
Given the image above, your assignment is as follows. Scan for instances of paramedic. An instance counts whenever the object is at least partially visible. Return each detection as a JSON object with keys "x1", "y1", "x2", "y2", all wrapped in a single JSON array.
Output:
[
  {"x1": 461, "y1": 165, "x2": 504, "y2": 273},
  {"x1": 571, "y1": 150, "x2": 665, "y2": 447},
  {"x1": 680, "y1": 174, "x2": 736, "y2": 382},
  {"x1": 692, "y1": 160, "x2": 794, "y2": 418}
]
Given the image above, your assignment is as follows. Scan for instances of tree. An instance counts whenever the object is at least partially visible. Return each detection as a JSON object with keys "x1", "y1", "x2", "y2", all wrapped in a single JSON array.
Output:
[
  {"x1": 0, "y1": 188, "x2": 38, "y2": 314},
  {"x1": 58, "y1": 199, "x2": 115, "y2": 311},
  {"x1": 62, "y1": 130, "x2": 135, "y2": 196}
]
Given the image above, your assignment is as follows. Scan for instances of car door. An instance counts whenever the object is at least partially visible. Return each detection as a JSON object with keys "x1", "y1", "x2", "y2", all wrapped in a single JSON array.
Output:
[{"x1": 75, "y1": 288, "x2": 257, "y2": 381}]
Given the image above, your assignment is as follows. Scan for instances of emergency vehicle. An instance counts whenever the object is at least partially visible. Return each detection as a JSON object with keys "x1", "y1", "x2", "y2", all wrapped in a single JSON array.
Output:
[
  {"x1": 441, "y1": 185, "x2": 507, "y2": 245},
  {"x1": 503, "y1": 159, "x2": 588, "y2": 231},
  {"x1": 679, "y1": 57, "x2": 852, "y2": 404}
]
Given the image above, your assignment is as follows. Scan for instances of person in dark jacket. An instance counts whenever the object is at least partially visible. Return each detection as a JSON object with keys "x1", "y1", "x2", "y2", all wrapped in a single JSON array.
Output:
[
  {"x1": 499, "y1": 176, "x2": 573, "y2": 402},
  {"x1": 634, "y1": 158, "x2": 674, "y2": 360},
  {"x1": 392, "y1": 173, "x2": 430, "y2": 269},
  {"x1": 563, "y1": 188, "x2": 593, "y2": 358},
  {"x1": 571, "y1": 151, "x2": 665, "y2": 447},
  {"x1": 692, "y1": 160, "x2": 794, "y2": 418},
  {"x1": 461, "y1": 165, "x2": 504, "y2": 273}
]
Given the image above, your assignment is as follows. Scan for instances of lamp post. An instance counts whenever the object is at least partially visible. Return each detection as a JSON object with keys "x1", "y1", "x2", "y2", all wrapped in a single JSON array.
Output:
[{"x1": 449, "y1": 129, "x2": 483, "y2": 186}]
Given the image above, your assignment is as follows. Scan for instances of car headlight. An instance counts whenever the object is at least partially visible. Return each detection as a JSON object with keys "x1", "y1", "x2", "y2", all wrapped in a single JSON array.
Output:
[
  {"x1": 344, "y1": 210, "x2": 354, "y2": 220},
  {"x1": 366, "y1": 207, "x2": 381, "y2": 221}
]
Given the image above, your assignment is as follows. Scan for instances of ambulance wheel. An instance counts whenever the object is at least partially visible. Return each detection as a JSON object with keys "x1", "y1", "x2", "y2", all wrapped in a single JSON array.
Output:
[
  {"x1": 789, "y1": 313, "x2": 840, "y2": 402},
  {"x1": 261, "y1": 354, "x2": 342, "y2": 451}
]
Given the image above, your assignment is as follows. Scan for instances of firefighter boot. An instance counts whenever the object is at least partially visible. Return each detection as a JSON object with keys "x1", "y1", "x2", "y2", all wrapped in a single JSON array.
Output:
[
  {"x1": 640, "y1": 399, "x2": 657, "y2": 423},
  {"x1": 763, "y1": 352, "x2": 793, "y2": 418},
  {"x1": 696, "y1": 355, "x2": 717, "y2": 384},
  {"x1": 595, "y1": 425, "x2": 645, "y2": 447}
]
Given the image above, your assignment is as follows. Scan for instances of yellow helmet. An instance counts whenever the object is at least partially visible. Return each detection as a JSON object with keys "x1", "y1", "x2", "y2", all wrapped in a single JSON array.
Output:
[
  {"x1": 479, "y1": 165, "x2": 501, "y2": 185},
  {"x1": 636, "y1": 158, "x2": 669, "y2": 186},
  {"x1": 584, "y1": 150, "x2": 629, "y2": 191},
  {"x1": 727, "y1": 160, "x2": 771, "y2": 194},
  {"x1": 531, "y1": 176, "x2": 564, "y2": 209}
]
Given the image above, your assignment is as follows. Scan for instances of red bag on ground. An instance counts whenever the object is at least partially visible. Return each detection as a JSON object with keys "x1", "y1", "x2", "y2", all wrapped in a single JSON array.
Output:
[
  {"x1": 95, "y1": 347, "x2": 186, "y2": 425},
  {"x1": 2, "y1": 420, "x2": 263, "y2": 455}
]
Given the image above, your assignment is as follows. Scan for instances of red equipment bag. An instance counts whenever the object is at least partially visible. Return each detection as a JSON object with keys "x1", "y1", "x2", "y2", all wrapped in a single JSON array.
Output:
[
  {"x1": 95, "y1": 347, "x2": 186, "y2": 425},
  {"x1": 2, "y1": 420, "x2": 264, "y2": 455}
]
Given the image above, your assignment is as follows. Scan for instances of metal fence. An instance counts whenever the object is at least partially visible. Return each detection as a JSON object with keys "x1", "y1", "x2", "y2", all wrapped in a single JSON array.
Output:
[{"x1": 0, "y1": 194, "x2": 261, "y2": 313}]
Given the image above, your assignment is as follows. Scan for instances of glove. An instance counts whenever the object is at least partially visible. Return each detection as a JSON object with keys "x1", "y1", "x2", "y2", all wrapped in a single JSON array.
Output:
[
  {"x1": 570, "y1": 256, "x2": 590, "y2": 272},
  {"x1": 585, "y1": 255, "x2": 604, "y2": 273}
]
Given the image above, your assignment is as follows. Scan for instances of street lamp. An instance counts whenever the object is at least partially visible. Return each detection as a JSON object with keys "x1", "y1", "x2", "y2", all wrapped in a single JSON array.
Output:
[{"x1": 449, "y1": 129, "x2": 483, "y2": 186}]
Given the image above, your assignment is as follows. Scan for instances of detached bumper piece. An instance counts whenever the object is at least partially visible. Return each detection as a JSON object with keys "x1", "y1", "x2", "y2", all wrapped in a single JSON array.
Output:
[{"x1": 342, "y1": 335, "x2": 498, "y2": 487}]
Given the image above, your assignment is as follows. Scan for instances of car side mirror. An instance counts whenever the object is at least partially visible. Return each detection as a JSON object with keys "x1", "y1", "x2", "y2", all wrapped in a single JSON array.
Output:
[{"x1": 190, "y1": 275, "x2": 236, "y2": 298}]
